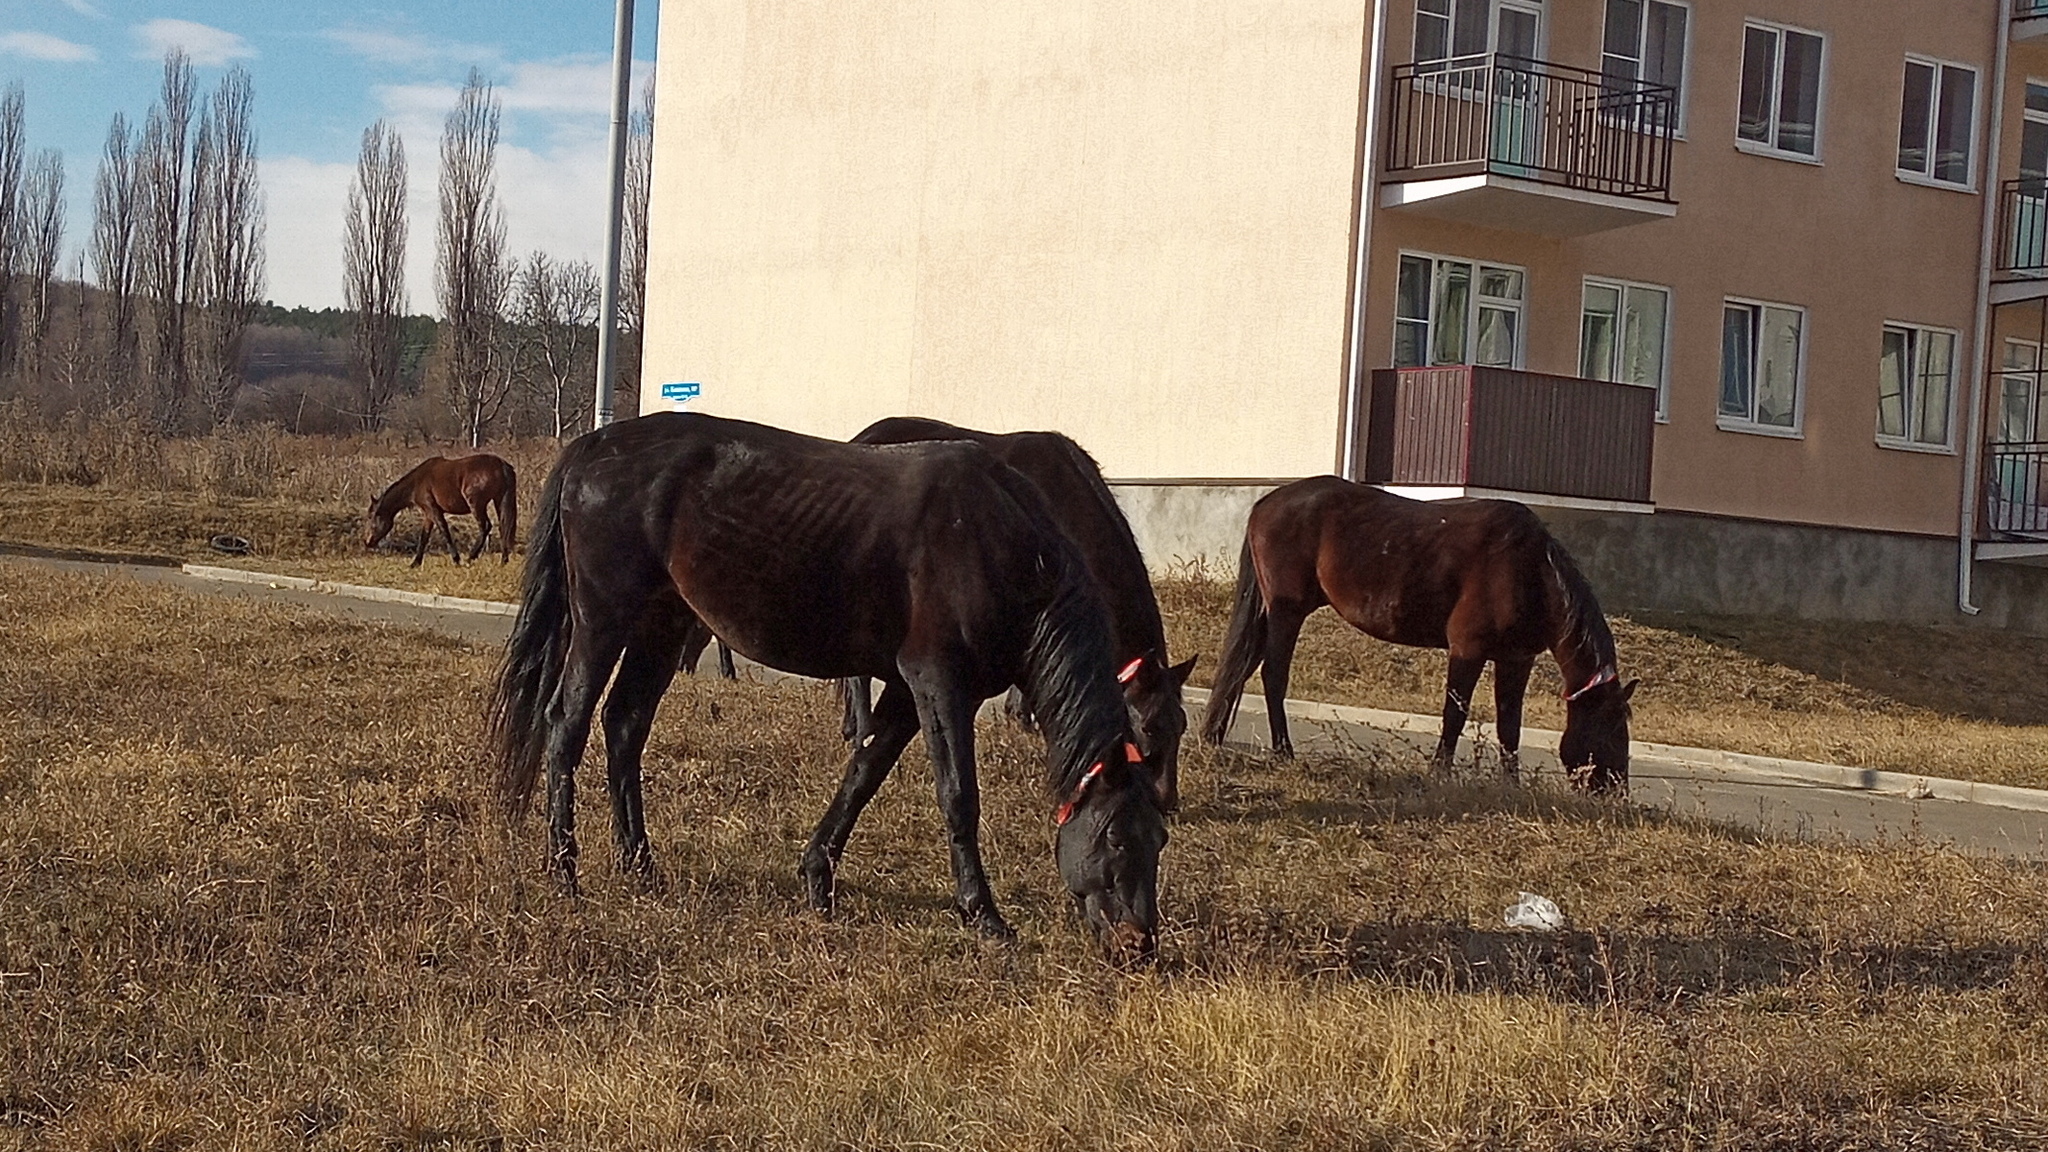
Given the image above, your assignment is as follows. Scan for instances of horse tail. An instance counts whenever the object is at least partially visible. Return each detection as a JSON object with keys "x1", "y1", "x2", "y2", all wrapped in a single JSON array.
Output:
[
  {"x1": 1199, "y1": 533, "x2": 1267, "y2": 745},
  {"x1": 489, "y1": 458, "x2": 571, "y2": 814},
  {"x1": 499, "y1": 462, "x2": 518, "y2": 554}
]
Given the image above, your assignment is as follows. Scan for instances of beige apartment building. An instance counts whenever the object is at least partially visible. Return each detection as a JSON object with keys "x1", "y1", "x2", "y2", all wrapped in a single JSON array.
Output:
[{"x1": 642, "y1": 0, "x2": 2048, "y2": 631}]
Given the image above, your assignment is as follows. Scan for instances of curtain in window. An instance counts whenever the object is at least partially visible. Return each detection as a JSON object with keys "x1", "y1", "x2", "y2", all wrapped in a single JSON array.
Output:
[
  {"x1": 1737, "y1": 27, "x2": 1776, "y2": 144},
  {"x1": 1619, "y1": 287, "x2": 1667, "y2": 394},
  {"x1": 1755, "y1": 306, "x2": 1801, "y2": 426},
  {"x1": 1582, "y1": 284, "x2": 1621, "y2": 380},
  {"x1": 1431, "y1": 261, "x2": 1472, "y2": 367},
  {"x1": 1914, "y1": 330, "x2": 1953, "y2": 445},
  {"x1": 1720, "y1": 306, "x2": 1753, "y2": 417},
  {"x1": 1878, "y1": 327, "x2": 1910, "y2": 440},
  {"x1": 1776, "y1": 33, "x2": 1823, "y2": 155},
  {"x1": 1933, "y1": 68, "x2": 1975, "y2": 184}
]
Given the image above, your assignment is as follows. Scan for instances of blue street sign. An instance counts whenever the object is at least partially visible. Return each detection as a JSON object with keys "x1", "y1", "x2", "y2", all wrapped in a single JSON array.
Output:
[{"x1": 660, "y1": 381, "x2": 702, "y2": 405}]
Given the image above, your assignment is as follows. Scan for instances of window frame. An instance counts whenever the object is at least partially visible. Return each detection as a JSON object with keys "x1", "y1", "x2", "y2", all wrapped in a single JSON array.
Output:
[
  {"x1": 1579, "y1": 275, "x2": 1674, "y2": 422},
  {"x1": 1875, "y1": 320, "x2": 1960, "y2": 453},
  {"x1": 1895, "y1": 54, "x2": 1981, "y2": 192},
  {"x1": 1717, "y1": 295, "x2": 1808, "y2": 438},
  {"x1": 1394, "y1": 250, "x2": 1529, "y2": 371},
  {"x1": 1601, "y1": 0, "x2": 1693, "y2": 139},
  {"x1": 1734, "y1": 18, "x2": 1828, "y2": 165},
  {"x1": 2000, "y1": 337, "x2": 2043, "y2": 445},
  {"x1": 1413, "y1": 0, "x2": 1549, "y2": 69}
]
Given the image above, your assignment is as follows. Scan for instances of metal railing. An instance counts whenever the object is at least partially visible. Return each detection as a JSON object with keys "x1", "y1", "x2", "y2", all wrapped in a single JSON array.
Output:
[
  {"x1": 1361, "y1": 366, "x2": 1657, "y2": 505},
  {"x1": 1986, "y1": 441, "x2": 2048, "y2": 536},
  {"x1": 1996, "y1": 178, "x2": 2048, "y2": 278},
  {"x1": 1385, "y1": 54, "x2": 1677, "y2": 200}
]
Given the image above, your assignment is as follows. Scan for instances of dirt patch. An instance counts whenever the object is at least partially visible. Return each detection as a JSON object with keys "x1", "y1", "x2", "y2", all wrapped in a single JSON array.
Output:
[{"x1": 2, "y1": 571, "x2": 2046, "y2": 1148}]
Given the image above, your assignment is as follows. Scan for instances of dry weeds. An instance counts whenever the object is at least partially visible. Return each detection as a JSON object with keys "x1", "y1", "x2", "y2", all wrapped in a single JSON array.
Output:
[{"x1": 3, "y1": 571, "x2": 2048, "y2": 1148}]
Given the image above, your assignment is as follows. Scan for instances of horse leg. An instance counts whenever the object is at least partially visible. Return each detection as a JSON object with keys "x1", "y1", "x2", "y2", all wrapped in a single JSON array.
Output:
[
  {"x1": 677, "y1": 619, "x2": 714, "y2": 675},
  {"x1": 716, "y1": 640, "x2": 736, "y2": 680},
  {"x1": 601, "y1": 608, "x2": 692, "y2": 878},
  {"x1": 1433, "y1": 656, "x2": 1487, "y2": 773},
  {"x1": 539, "y1": 617, "x2": 633, "y2": 895},
  {"x1": 1002, "y1": 686, "x2": 1037, "y2": 732},
  {"x1": 1261, "y1": 604, "x2": 1308, "y2": 758},
  {"x1": 468, "y1": 506, "x2": 492, "y2": 563},
  {"x1": 427, "y1": 505, "x2": 462, "y2": 565},
  {"x1": 839, "y1": 677, "x2": 875, "y2": 743},
  {"x1": 909, "y1": 672, "x2": 1011, "y2": 938},
  {"x1": 1492, "y1": 656, "x2": 1535, "y2": 785},
  {"x1": 801, "y1": 681, "x2": 919, "y2": 916},
  {"x1": 409, "y1": 515, "x2": 428, "y2": 568}
]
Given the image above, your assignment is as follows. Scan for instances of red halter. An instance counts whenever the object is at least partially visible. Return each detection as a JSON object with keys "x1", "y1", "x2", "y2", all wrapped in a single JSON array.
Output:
[
  {"x1": 1055, "y1": 742, "x2": 1144, "y2": 826},
  {"x1": 1116, "y1": 657, "x2": 1146, "y2": 685},
  {"x1": 1563, "y1": 666, "x2": 1618, "y2": 702}
]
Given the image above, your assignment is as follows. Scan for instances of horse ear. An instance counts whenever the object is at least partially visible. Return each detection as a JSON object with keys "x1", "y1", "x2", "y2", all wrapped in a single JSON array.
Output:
[
  {"x1": 1170, "y1": 656, "x2": 1198, "y2": 685},
  {"x1": 1621, "y1": 678, "x2": 1639, "y2": 702}
]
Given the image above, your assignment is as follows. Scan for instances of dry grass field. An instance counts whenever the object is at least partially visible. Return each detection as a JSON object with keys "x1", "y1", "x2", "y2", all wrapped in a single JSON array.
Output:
[{"x1": 4, "y1": 568, "x2": 2048, "y2": 1148}]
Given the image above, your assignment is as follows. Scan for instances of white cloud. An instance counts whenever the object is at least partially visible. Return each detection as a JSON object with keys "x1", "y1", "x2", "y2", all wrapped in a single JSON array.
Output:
[
  {"x1": 131, "y1": 18, "x2": 253, "y2": 67},
  {"x1": 0, "y1": 30, "x2": 97, "y2": 62},
  {"x1": 58, "y1": 0, "x2": 103, "y2": 16},
  {"x1": 262, "y1": 155, "x2": 355, "y2": 311},
  {"x1": 323, "y1": 26, "x2": 498, "y2": 70}
]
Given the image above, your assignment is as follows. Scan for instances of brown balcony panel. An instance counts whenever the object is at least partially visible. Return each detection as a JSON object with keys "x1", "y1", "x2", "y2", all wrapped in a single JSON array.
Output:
[{"x1": 1365, "y1": 367, "x2": 1656, "y2": 506}]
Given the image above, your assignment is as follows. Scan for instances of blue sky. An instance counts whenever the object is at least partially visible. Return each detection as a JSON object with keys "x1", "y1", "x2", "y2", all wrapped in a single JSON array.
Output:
[{"x1": 0, "y1": 1, "x2": 660, "y2": 310}]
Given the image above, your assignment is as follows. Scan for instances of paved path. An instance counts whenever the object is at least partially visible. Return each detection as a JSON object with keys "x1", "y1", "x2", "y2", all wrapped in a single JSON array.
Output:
[{"x1": 10, "y1": 551, "x2": 2048, "y2": 861}]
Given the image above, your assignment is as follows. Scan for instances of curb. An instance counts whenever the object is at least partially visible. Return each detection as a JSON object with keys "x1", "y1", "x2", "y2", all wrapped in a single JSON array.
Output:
[
  {"x1": 1183, "y1": 686, "x2": 2048, "y2": 817},
  {"x1": 179, "y1": 564, "x2": 520, "y2": 618}
]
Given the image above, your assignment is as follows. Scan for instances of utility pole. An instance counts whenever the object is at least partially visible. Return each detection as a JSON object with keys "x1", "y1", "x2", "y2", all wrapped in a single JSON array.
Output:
[{"x1": 593, "y1": 0, "x2": 636, "y2": 428}]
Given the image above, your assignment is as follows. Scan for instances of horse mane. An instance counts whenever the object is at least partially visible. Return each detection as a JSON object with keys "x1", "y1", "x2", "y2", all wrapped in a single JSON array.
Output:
[
  {"x1": 371, "y1": 457, "x2": 436, "y2": 516},
  {"x1": 1016, "y1": 553, "x2": 1131, "y2": 799},
  {"x1": 1039, "y1": 434, "x2": 1167, "y2": 649},
  {"x1": 1544, "y1": 537, "x2": 1616, "y2": 672}
]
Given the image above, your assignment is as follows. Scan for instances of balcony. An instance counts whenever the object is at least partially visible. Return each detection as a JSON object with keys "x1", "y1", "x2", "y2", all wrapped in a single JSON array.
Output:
[
  {"x1": 1995, "y1": 179, "x2": 2048, "y2": 303},
  {"x1": 1381, "y1": 55, "x2": 1678, "y2": 237},
  {"x1": 1361, "y1": 366, "x2": 1657, "y2": 510},
  {"x1": 1981, "y1": 441, "x2": 2048, "y2": 562},
  {"x1": 2017, "y1": 0, "x2": 2048, "y2": 42}
]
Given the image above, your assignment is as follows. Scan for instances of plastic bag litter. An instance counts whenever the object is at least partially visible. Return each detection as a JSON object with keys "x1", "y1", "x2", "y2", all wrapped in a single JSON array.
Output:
[{"x1": 1503, "y1": 891, "x2": 1566, "y2": 931}]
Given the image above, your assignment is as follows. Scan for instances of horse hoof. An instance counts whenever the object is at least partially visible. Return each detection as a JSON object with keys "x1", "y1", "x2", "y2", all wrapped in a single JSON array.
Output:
[
  {"x1": 800, "y1": 859, "x2": 835, "y2": 917},
  {"x1": 961, "y1": 905, "x2": 1015, "y2": 939}
]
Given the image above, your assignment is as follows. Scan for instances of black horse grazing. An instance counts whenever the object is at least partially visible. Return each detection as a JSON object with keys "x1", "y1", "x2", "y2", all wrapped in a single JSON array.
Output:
[
  {"x1": 1199, "y1": 476, "x2": 1635, "y2": 793},
  {"x1": 489, "y1": 412, "x2": 1166, "y2": 962},
  {"x1": 843, "y1": 417, "x2": 1197, "y2": 810}
]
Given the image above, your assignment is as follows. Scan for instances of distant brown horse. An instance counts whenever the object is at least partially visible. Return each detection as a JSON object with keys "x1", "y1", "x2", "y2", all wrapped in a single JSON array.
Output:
[
  {"x1": 1199, "y1": 476, "x2": 1635, "y2": 794},
  {"x1": 364, "y1": 453, "x2": 518, "y2": 567}
]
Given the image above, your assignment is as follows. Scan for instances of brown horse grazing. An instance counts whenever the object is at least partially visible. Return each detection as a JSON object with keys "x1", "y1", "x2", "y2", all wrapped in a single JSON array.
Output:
[
  {"x1": 364, "y1": 453, "x2": 518, "y2": 567},
  {"x1": 1198, "y1": 476, "x2": 1635, "y2": 794},
  {"x1": 843, "y1": 417, "x2": 1197, "y2": 811},
  {"x1": 489, "y1": 412, "x2": 1166, "y2": 964}
]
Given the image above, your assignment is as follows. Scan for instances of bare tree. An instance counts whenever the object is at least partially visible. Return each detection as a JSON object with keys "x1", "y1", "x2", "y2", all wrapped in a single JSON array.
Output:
[
  {"x1": 91, "y1": 113, "x2": 140, "y2": 404},
  {"x1": 0, "y1": 84, "x2": 24, "y2": 380},
  {"x1": 435, "y1": 70, "x2": 511, "y2": 447},
  {"x1": 189, "y1": 66, "x2": 265, "y2": 428},
  {"x1": 17, "y1": 149, "x2": 64, "y2": 375},
  {"x1": 515, "y1": 252, "x2": 599, "y2": 438},
  {"x1": 617, "y1": 72, "x2": 655, "y2": 417},
  {"x1": 344, "y1": 120, "x2": 407, "y2": 429},
  {"x1": 136, "y1": 51, "x2": 195, "y2": 430}
]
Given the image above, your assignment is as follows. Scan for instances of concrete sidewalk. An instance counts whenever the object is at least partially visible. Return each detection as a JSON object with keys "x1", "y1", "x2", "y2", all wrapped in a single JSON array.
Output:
[{"x1": 11, "y1": 549, "x2": 2048, "y2": 860}]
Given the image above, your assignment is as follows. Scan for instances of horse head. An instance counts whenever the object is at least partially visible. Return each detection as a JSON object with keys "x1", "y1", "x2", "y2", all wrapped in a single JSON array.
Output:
[
  {"x1": 1558, "y1": 672, "x2": 1636, "y2": 796},
  {"x1": 1054, "y1": 740, "x2": 1167, "y2": 968},
  {"x1": 1117, "y1": 653, "x2": 1198, "y2": 813},
  {"x1": 363, "y1": 499, "x2": 395, "y2": 550}
]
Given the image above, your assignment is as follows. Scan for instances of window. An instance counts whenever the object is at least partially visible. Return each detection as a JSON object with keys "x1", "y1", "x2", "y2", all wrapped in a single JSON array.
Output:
[
  {"x1": 1898, "y1": 58, "x2": 1978, "y2": 186},
  {"x1": 1877, "y1": 323, "x2": 1955, "y2": 449},
  {"x1": 1395, "y1": 253, "x2": 1525, "y2": 369},
  {"x1": 1414, "y1": 0, "x2": 1542, "y2": 67},
  {"x1": 1719, "y1": 299, "x2": 1804, "y2": 433},
  {"x1": 1581, "y1": 278, "x2": 1671, "y2": 417},
  {"x1": 1602, "y1": 0, "x2": 1688, "y2": 131},
  {"x1": 1737, "y1": 21, "x2": 1824, "y2": 158},
  {"x1": 2001, "y1": 339, "x2": 2043, "y2": 445}
]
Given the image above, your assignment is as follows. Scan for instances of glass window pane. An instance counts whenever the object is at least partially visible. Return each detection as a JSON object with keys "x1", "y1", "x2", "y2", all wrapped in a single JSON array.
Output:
[
  {"x1": 1619, "y1": 285, "x2": 1669, "y2": 392},
  {"x1": 1738, "y1": 27, "x2": 1778, "y2": 144},
  {"x1": 2028, "y1": 82, "x2": 2048, "y2": 116},
  {"x1": 1916, "y1": 331, "x2": 1954, "y2": 444},
  {"x1": 1415, "y1": 10, "x2": 1450, "y2": 64},
  {"x1": 1581, "y1": 283, "x2": 1622, "y2": 380},
  {"x1": 1432, "y1": 261, "x2": 1472, "y2": 365},
  {"x1": 1934, "y1": 66, "x2": 1976, "y2": 184},
  {"x1": 2023, "y1": 119, "x2": 2048, "y2": 184},
  {"x1": 1644, "y1": 2, "x2": 1687, "y2": 112},
  {"x1": 1605, "y1": 0, "x2": 1644, "y2": 60},
  {"x1": 1476, "y1": 306, "x2": 1518, "y2": 367},
  {"x1": 1777, "y1": 32, "x2": 1823, "y2": 156},
  {"x1": 1398, "y1": 255, "x2": 1431, "y2": 321},
  {"x1": 1395, "y1": 320, "x2": 1428, "y2": 369},
  {"x1": 1721, "y1": 305, "x2": 1755, "y2": 418},
  {"x1": 1452, "y1": 0, "x2": 1489, "y2": 58},
  {"x1": 1479, "y1": 266, "x2": 1523, "y2": 300},
  {"x1": 1878, "y1": 327, "x2": 1910, "y2": 439},
  {"x1": 1899, "y1": 62, "x2": 1934, "y2": 174},
  {"x1": 2003, "y1": 373, "x2": 2034, "y2": 443},
  {"x1": 1757, "y1": 306, "x2": 1803, "y2": 427}
]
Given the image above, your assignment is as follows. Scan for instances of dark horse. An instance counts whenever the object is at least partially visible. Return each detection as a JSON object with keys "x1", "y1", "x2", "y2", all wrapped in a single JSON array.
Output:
[
  {"x1": 841, "y1": 417, "x2": 1196, "y2": 810},
  {"x1": 363, "y1": 453, "x2": 518, "y2": 567},
  {"x1": 1198, "y1": 476, "x2": 1635, "y2": 793},
  {"x1": 489, "y1": 413, "x2": 1166, "y2": 962}
]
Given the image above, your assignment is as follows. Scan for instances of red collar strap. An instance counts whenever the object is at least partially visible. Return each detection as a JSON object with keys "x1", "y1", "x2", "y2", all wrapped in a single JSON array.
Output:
[
  {"x1": 1055, "y1": 742, "x2": 1143, "y2": 826},
  {"x1": 1564, "y1": 666, "x2": 1617, "y2": 702},
  {"x1": 1116, "y1": 657, "x2": 1146, "y2": 685}
]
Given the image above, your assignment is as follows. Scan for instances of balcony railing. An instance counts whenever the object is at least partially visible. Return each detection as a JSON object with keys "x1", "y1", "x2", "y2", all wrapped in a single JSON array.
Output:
[
  {"x1": 1987, "y1": 441, "x2": 2048, "y2": 536},
  {"x1": 1362, "y1": 366, "x2": 1657, "y2": 505},
  {"x1": 1384, "y1": 54, "x2": 1677, "y2": 201},
  {"x1": 1997, "y1": 179, "x2": 2048, "y2": 278}
]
